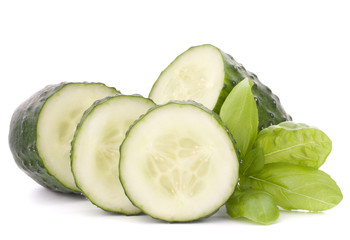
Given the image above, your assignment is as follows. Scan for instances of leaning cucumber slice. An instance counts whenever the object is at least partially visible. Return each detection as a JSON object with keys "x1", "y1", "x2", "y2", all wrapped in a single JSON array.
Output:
[
  {"x1": 149, "y1": 44, "x2": 291, "y2": 130},
  {"x1": 119, "y1": 101, "x2": 239, "y2": 222},
  {"x1": 9, "y1": 82, "x2": 118, "y2": 193},
  {"x1": 71, "y1": 95, "x2": 155, "y2": 214}
]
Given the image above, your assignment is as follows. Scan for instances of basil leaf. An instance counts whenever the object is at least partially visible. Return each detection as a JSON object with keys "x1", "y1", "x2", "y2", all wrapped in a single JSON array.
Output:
[
  {"x1": 220, "y1": 78, "x2": 259, "y2": 157},
  {"x1": 254, "y1": 121, "x2": 332, "y2": 168},
  {"x1": 240, "y1": 147, "x2": 265, "y2": 177},
  {"x1": 245, "y1": 162, "x2": 343, "y2": 211},
  {"x1": 226, "y1": 189, "x2": 279, "y2": 225}
]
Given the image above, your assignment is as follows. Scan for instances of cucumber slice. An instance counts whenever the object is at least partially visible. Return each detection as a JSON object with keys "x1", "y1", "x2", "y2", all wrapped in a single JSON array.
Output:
[
  {"x1": 119, "y1": 101, "x2": 239, "y2": 222},
  {"x1": 149, "y1": 44, "x2": 292, "y2": 130},
  {"x1": 71, "y1": 95, "x2": 155, "y2": 214},
  {"x1": 150, "y1": 45, "x2": 225, "y2": 110},
  {"x1": 9, "y1": 82, "x2": 118, "y2": 193}
]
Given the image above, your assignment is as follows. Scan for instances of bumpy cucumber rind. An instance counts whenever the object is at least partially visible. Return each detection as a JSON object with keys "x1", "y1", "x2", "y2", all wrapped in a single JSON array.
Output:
[
  {"x1": 9, "y1": 83, "x2": 76, "y2": 193},
  {"x1": 151, "y1": 44, "x2": 291, "y2": 131},
  {"x1": 119, "y1": 100, "x2": 240, "y2": 222},
  {"x1": 215, "y1": 48, "x2": 292, "y2": 131},
  {"x1": 9, "y1": 82, "x2": 119, "y2": 193}
]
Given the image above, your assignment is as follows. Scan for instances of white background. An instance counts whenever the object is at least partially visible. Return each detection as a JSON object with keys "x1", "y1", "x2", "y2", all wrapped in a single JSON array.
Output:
[{"x1": 1, "y1": 0, "x2": 349, "y2": 239}]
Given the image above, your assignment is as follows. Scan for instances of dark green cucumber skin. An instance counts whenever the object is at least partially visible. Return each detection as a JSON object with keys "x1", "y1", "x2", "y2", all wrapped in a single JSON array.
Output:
[
  {"x1": 214, "y1": 49, "x2": 292, "y2": 131},
  {"x1": 9, "y1": 83, "x2": 76, "y2": 193},
  {"x1": 9, "y1": 82, "x2": 118, "y2": 193},
  {"x1": 119, "y1": 100, "x2": 240, "y2": 222},
  {"x1": 151, "y1": 44, "x2": 291, "y2": 131}
]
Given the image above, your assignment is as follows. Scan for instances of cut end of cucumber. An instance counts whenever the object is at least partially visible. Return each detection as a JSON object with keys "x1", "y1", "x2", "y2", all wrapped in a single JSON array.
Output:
[
  {"x1": 37, "y1": 83, "x2": 118, "y2": 192},
  {"x1": 71, "y1": 95, "x2": 155, "y2": 214},
  {"x1": 149, "y1": 45, "x2": 225, "y2": 110},
  {"x1": 120, "y1": 101, "x2": 239, "y2": 222}
]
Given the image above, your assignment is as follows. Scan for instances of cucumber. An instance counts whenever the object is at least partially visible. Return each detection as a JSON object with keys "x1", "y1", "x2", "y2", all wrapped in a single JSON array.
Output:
[
  {"x1": 119, "y1": 101, "x2": 239, "y2": 222},
  {"x1": 71, "y1": 95, "x2": 155, "y2": 214},
  {"x1": 149, "y1": 44, "x2": 291, "y2": 130},
  {"x1": 9, "y1": 82, "x2": 119, "y2": 193}
]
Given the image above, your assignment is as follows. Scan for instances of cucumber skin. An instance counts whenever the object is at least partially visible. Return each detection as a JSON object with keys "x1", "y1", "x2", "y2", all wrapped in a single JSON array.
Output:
[
  {"x1": 9, "y1": 82, "x2": 119, "y2": 193},
  {"x1": 9, "y1": 83, "x2": 74, "y2": 193},
  {"x1": 71, "y1": 94, "x2": 155, "y2": 214},
  {"x1": 150, "y1": 44, "x2": 291, "y2": 131},
  {"x1": 119, "y1": 100, "x2": 240, "y2": 222},
  {"x1": 214, "y1": 47, "x2": 292, "y2": 131}
]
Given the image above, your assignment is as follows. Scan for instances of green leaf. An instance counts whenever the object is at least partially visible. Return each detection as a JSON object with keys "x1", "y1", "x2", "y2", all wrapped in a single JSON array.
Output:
[
  {"x1": 254, "y1": 121, "x2": 332, "y2": 168},
  {"x1": 245, "y1": 162, "x2": 343, "y2": 211},
  {"x1": 220, "y1": 78, "x2": 259, "y2": 157},
  {"x1": 226, "y1": 189, "x2": 279, "y2": 225},
  {"x1": 240, "y1": 147, "x2": 265, "y2": 177}
]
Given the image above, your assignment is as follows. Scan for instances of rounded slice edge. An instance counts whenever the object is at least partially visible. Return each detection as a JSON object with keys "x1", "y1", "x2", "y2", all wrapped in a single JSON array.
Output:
[
  {"x1": 149, "y1": 44, "x2": 225, "y2": 110},
  {"x1": 71, "y1": 95, "x2": 155, "y2": 214},
  {"x1": 9, "y1": 82, "x2": 118, "y2": 193},
  {"x1": 37, "y1": 83, "x2": 119, "y2": 192},
  {"x1": 119, "y1": 101, "x2": 239, "y2": 222}
]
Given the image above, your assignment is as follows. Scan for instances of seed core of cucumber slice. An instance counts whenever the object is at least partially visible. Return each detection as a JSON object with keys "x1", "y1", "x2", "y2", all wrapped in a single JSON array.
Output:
[{"x1": 120, "y1": 101, "x2": 239, "y2": 222}]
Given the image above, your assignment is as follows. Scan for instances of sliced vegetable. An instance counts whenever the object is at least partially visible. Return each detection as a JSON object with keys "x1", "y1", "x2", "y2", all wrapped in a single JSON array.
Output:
[
  {"x1": 71, "y1": 95, "x2": 155, "y2": 214},
  {"x1": 149, "y1": 44, "x2": 291, "y2": 130},
  {"x1": 220, "y1": 78, "x2": 258, "y2": 157},
  {"x1": 9, "y1": 82, "x2": 118, "y2": 193},
  {"x1": 119, "y1": 101, "x2": 239, "y2": 222},
  {"x1": 242, "y1": 162, "x2": 343, "y2": 211},
  {"x1": 8, "y1": 43, "x2": 343, "y2": 223},
  {"x1": 254, "y1": 122, "x2": 332, "y2": 168},
  {"x1": 226, "y1": 189, "x2": 279, "y2": 225}
]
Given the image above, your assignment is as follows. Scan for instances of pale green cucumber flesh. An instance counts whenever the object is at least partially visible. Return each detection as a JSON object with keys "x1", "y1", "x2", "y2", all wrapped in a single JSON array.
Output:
[
  {"x1": 71, "y1": 95, "x2": 155, "y2": 214},
  {"x1": 9, "y1": 82, "x2": 119, "y2": 193},
  {"x1": 119, "y1": 101, "x2": 239, "y2": 222},
  {"x1": 149, "y1": 44, "x2": 291, "y2": 130},
  {"x1": 149, "y1": 45, "x2": 225, "y2": 110}
]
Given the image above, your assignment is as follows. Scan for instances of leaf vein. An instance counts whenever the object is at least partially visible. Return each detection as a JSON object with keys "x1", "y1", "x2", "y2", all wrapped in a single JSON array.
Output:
[
  {"x1": 264, "y1": 141, "x2": 329, "y2": 158},
  {"x1": 249, "y1": 176, "x2": 335, "y2": 207}
]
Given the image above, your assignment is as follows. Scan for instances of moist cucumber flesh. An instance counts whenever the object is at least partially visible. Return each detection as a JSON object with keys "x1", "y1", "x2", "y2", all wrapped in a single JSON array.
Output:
[
  {"x1": 9, "y1": 82, "x2": 118, "y2": 193},
  {"x1": 149, "y1": 45, "x2": 225, "y2": 110},
  {"x1": 149, "y1": 44, "x2": 292, "y2": 130},
  {"x1": 71, "y1": 95, "x2": 155, "y2": 214},
  {"x1": 119, "y1": 101, "x2": 239, "y2": 222}
]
